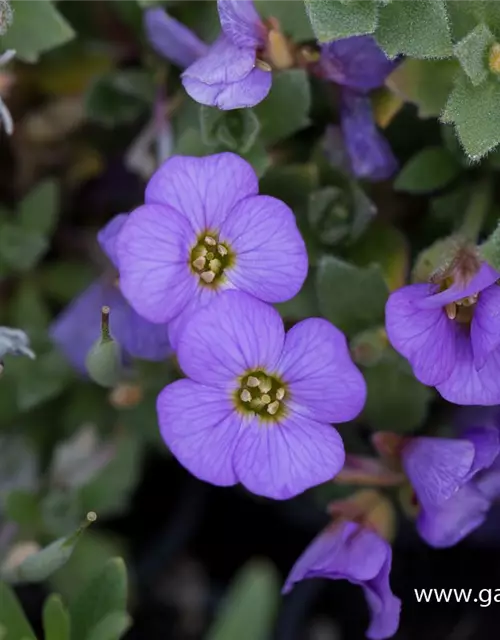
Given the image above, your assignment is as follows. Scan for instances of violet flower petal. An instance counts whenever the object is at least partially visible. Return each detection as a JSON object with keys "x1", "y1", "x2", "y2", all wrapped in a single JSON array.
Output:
[
  {"x1": 182, "y1": 35, "x2": 255, "y2": 86},
  {"x1": 97, "y1": 214, "x2": 127, "y2": 268},
  {"x1": 145, "y1": 152, "x2": 258, "y2": 233},
  {"x1": 471, "y1": 283, "x2": 500, "y2": 370},
  {"x1": 276, "y1": 318, "x2": 366, "y2": 424},
  {"x1": 221, "y1": 195, "x2": 307, "y2": 303},
  {"x1": 144, "y1": 7, "x2": 209, "y2": 69},
  {"x1": 218, "y1": 0, "x2": 265, "y2": 48}
]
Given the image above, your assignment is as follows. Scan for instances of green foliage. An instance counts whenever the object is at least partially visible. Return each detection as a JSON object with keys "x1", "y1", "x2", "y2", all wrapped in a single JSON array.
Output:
[
  {"x1": 69, "y1": 558, "x2": 128, "y2": 640},
  {"x1": 0, "y1": 580, "x2": 36, "y2": 640},
  {"x1": 480, "y1": 220, "x2": 500, "y2": 270},
  {"x1": 316, "y1": 256, "x2": 389, "y2": 338},
  {"x1": 395, "y1": 146, "x2": 461, "y2": 194},
  {"x1": 254, "y1": 69, "x2": 311, "y2": 144},
  {"x1": 85, "y1": 338, "x2": 123, "y2": 389},
  {"x1": 0, "y1": 0, "x2": 75, "y2": 63},
  {"x1": 255, "y1": 0, "x2": 314, "y2": 41},
  {"x1": 200, "y1": 107, "x2": 261, "y2": 153},
  {"x1": 454, "y1": 23, "x2": 495, "y2": 86},
  {"x1": 375, "y1": 0, "x2": 453, "y2": 59},
  {"x1": 19, "y1": 180, "x2": 60, "y2": 237},
  {"x1": 84, "y1": 70, "x2": 154, "y2": 127},
  {"x1": 43, "y1": 595, "x2": 70, "y2": 640},
  {"x1": 304, "y1": 0, "x2": 378, "y2": 42},
  {"x1": 362, "y1": 349, "x2": 433, "y2": 431},
  {"x1": 207, "y1": 559, "x2": 280, "y2": 640}
]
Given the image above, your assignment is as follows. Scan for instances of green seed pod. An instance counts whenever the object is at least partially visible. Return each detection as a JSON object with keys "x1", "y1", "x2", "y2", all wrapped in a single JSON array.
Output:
[{"x1": 85, "y1": 306, "x2": 122, "y2": 388}]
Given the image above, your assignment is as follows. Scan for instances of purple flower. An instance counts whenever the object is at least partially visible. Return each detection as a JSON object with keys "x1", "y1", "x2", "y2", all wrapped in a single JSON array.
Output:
[
  {"x1": 182, "y1": 1, "x2": 272, "y2": 110},
  {"x1": 320, "y1": 36, "x2": 398, "y2": 181},
  {"x1": 156, "y1": 290, "x2": 366, "y2": 499},
  {"x1": 283, "y1": 520, "x2": 401, "y2": 639},
  {"x1": 50, "y1": 215, "x2": 171, "y2": 373},
  {"x1": 403, "y1": 426, "x2": 500, "y2": 547},
  {"x1": 116, "y1": 152, "x2": 308, "y2": 347},
  {"x1": 145, "y1": 7, "x2": 209, "y2": 68},
  {"x1": 386, "y1": 260, "x2": 500, "y2": 405}
]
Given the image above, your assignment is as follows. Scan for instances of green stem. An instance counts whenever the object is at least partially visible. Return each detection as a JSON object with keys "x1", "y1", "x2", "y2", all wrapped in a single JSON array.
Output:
[
  {"x1": 101, "y1": 306, "x2": 111, "y2": 342},
  {"x1": 460, "y1": 178, "x2": 493, "y2": 243}
]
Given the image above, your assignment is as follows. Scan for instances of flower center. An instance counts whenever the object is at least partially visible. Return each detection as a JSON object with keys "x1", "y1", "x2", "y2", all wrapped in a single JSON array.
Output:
[
  {"x1": 444, "y1": 295, "x2": 478, "y2": 324},
  {"x1": 189, "y1": 231, "x2": 234, "y2": 287},
  {"x1": 234, "y1": 370, "x2": 288, "y2": 421}
]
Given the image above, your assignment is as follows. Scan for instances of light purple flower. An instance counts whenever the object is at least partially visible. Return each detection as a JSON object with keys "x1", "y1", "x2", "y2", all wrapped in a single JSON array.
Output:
[
  {"x1": 50, "y1": 215, "x2": 171, "y2": 373},
  {"x1": 386, "y1": 260, "x2": 500, "y2": 405},
  {"x1": 116, "y1": 152, "x2": 308, "y2": 347},
  {"x1": 156, "y1": 290, "x2": 366, "y2": 499},
  {"x1": 182, "y1": 0, "x2": 272, "y2": 110},
  {"x1": 283, "y1": 520, "x2": 401, "y2": 640},
  {"x1": 403, "y1": 426, "x2": 500, "y2": 547},
  {"x1": 145, "y1": 7, "x2": 209, "y2": 68},
  {"x1": 320, "y1": 36, "x2": 398, "y2": 181}
]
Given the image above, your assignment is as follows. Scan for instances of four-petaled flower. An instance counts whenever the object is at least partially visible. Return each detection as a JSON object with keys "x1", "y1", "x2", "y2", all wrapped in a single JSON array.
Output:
[
  {"x1": 51, "y1": 215, "x2": 171, "y2": 373},
  {"x1": 116, "y1": 152, "x2": 308, "y2": 347},
  {"x1": 156, "y1": 290, "x2": 366, "y2": 499},
  {"x1": 320, "y1": 36, "x2": 398, "y2": 181},
  {"x1": 403, "y1": 426, "x2": 500, "y2": 547},
  {"x1": 283, "y1": 520, "x2": 401, "y2": 640},
  {"x1": 386, "y1": 254, "x2": 500, "y2": 405}
]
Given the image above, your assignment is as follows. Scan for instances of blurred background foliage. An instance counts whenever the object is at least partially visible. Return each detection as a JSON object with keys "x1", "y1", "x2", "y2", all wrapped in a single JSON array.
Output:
[{"x1": 2, "y1": 1, "x2": 500, "y2": 639}]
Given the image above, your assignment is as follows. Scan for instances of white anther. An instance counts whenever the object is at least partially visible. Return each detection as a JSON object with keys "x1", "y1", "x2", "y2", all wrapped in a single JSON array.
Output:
[
  {"x1": 246, "y1": 376, "x2": 260, "y2": 387},
  {"x1": 205, "y1": 236, "x2": 217, "y2": 246},
  {"x1": 200, "y1": 271, "x2": 216, "y2": 284},
  {"x1": 256, "y1": 59, "x2": 272, "y2": 72},
  {"x1": 261, "y1": 394, "x2": 271, "y2": 404},
  {"x1": 240, "y1": 389, "x2": 252, "y2": 402},
  {"x1": 267, "y1": 401, "x2": 280, "y2": 415},
  {"x1": 192, "y1": 256, "x2": 206, "y2": 271},
  {"x1": 259, "y1": 378, "x2": 272, "y2": 393},
  {"x1": 276, "y1": 388, "x2": 285, "y2": 401},
  {"x1": 209, "y1": 258, "x2": 222, "y2": 272},
  {"x1": 195, "y1": 247, "x2": 207, "y2": 257},
  {"x1": 445, "y1": 302, "x2": 457, "y2": 320},
  {"x1": 217, "y1": 244, "x2": 228, "y2": 257}
]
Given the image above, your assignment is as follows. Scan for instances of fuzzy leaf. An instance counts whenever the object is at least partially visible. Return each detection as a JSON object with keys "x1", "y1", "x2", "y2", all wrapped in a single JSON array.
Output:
[
  {"x1": 199, "y1": 107, "x2": 260, "y2": 153},
  {"x1": 480, "y1": 220, "x2": 500, "y2": 270},
  {"x1": 395, "y1": 147, "x2": 461, "y2": 194},
  {"x1": 376, "y1": 0, "x2": 453, "y2": 59},
  {"x1": 85, "y1": 612, "x2": 131, "y2": 640},
  {"x1": 443, "y1": 71, "x2": 500, "y2": 160},
  {"x1": 316, "y1": 256, "x2": 389, "y2": 337},
  {"x1": 0, "y1": 0, "x2": 75, "y2": 63},
  {"x1": 454, "y1": 23, "x2": 495, "y2": 86},
  {"x1": 254, "y1": 69, "x2": 311, "y2": 144},
  {"x1": 0, "y1": 224, "x2": 48, "y2": 272},
  {"x1": 19, "y1": 180, "x2": 59, "y2": 238},
  {"x1": 304, "y1": 0, "x2": 378, "y2": 42}
]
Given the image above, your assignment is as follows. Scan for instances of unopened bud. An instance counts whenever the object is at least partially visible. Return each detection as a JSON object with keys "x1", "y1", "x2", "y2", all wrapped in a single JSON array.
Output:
[
  {"x1": 266, "y1": 29, "x2": 294, "y2": 70},
  {"x1": 85, "y1": 306, "x2": 122, "y2": 388}
]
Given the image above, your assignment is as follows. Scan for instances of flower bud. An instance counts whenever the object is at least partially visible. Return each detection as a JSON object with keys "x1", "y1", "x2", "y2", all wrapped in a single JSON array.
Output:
[{"x1": 85, "y1": 306, "x2": 122, "y2": 388}]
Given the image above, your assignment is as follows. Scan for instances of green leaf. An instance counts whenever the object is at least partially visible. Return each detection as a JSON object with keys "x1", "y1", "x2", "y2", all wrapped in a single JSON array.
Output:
[
  {"x1": 9, "y1": 280, "x2": 51, "y2": 345},
  {"x1": 0, "y1": 581, "x2": 36, "y2": 640},
  {"x1": 2, "y1": 519, "x2": 91, "y2": 584},
  {"x1": 304, "y1": 0, "x2": 378, "y2": 42},
  {"x1": 84, "y1": 70, "x2": 153, "y2": 127},
  {"x1": 19, "y1": 180, "x2": 59, "y2": 237},
  {"x1": 5, "y1": 490, "x2": 41, "y2": 532},
  {"x1": 387, "y1": 58, "x2": 459, "y2": 118},
  {"x1": 275, "y1": 274, "x2": 320, "y2": 321},
  {"x1": 395, "y1": 146, "x2": 461, "y2": 194},
  {"x1": 0, "y1": 0, "x2": 75, "y2": 63},
  {"x1": 39, "y1": 262, "x2": 95, "y2": 304},
  {"x1": 480, "y1": 219, "x2": 500, "y2": 270},
  {"x1": 200, "y1": 107, "x2": 260, "y2": 153},
  {"x1": 43, "y1": 595, "x2": 70, "y2": 640},
  {"x1": 442, "y1": 71, "x2": 500, "y2": 160},
  {"x1": 85, "y1": 612, "x2": 131, "y2": 640},
  {"x1": 362, "y1": 350, "x2": 433, "y2": 431},
  {"x1": 207, "y1": 559, "x2": 280, "y2": 640},
  {"x1": 78, "y1": 434, "x2": 142, "y2": 518},
  {"x1": 255, "y1": 0, "x2": 314, "y2": 40},
  {"x1": 454, "y1": 23, "x2": 495, "y2": 86},
  {"x1": 0, "y1": 224, "x2": 48, "y2": 272},
  {"x1": 254, "y1": 69, "x2": 311, "y2": 144},
  {"x1": 69, "y1": 558, "x2": 127, "y2": 640},
  {"x1": 376, "y1": 0, "x2": 453, "y2": 58},
  {"x1": 316, "y1": 256, "x2": 388, "y2": 338}
]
